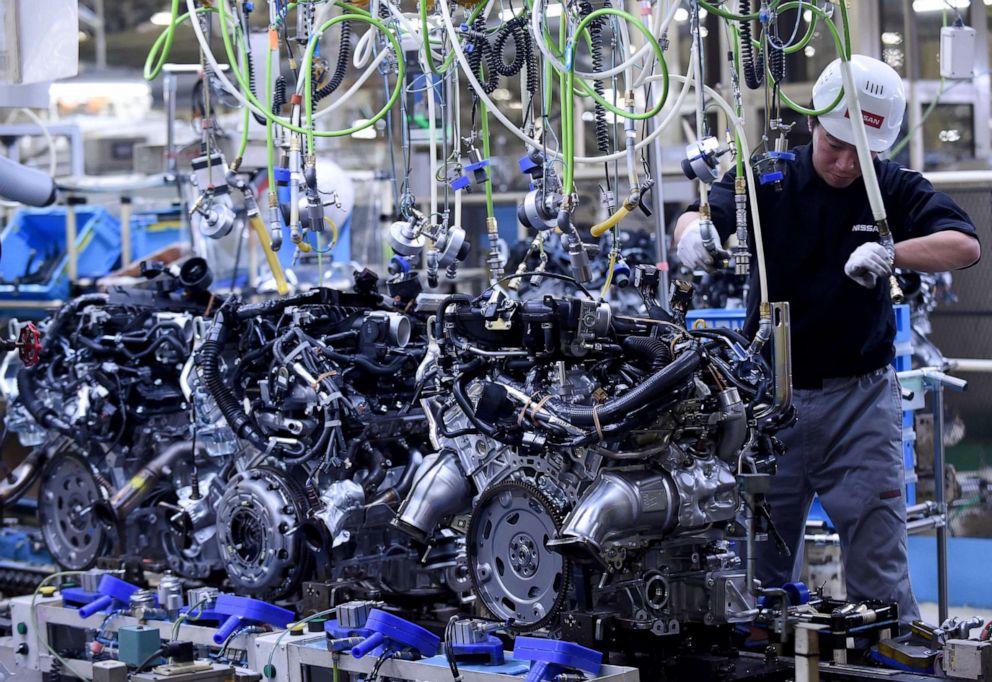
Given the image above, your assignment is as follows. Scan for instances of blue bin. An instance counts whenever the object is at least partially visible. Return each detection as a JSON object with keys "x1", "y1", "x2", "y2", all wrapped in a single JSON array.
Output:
[
  {"x1": 0, "y1": 206, "x2": 121, "y2": 303},
  {"x1": 685, "y1": 308, "x2": 747, "y2": 330},
  {"x1": 130, "y1": 209, "x2": 186, "y2": 261}
]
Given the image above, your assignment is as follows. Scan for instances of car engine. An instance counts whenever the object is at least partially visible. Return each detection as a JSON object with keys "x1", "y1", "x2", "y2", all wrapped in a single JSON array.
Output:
[{"x1": 395, "y1": 285, "x2": 792, "y2": 647}]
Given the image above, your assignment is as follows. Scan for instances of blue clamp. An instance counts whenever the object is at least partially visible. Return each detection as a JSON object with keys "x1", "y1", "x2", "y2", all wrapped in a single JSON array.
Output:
[
  {"x1": 274, "y1": 167, "x2": 291, "y2": 184},
  {"x1": 450, "y1": 174, "x2": 471, "y2": 191},
  {"x1": 465, "y1": 158, "x2": 490, "y2": 185},
  {"x1": 759, "y1": 171, "x2": 785, "y2": 185},
  {"x1": 351, "y1": 609, "x2": 440, "y2": 660},
  {"x1": 61, "y1": 587, "x2": 101, "y2": 608},
  {"x1": 784, "y1": 581, "x2": 811, "y2": 606},
  {"x1": 518, "y1": 154, "x2": 541, "y2": 175},
  {"x1": 78, "y1": 575, "x2": 141, "y2": 619},
  {"x1": 324, "y1": 620, "x2": 375, "y2": 653},
  {"x1": 513, "y1": 637, "x2": 602, "y2": 682},
  {"x1": 212, "y1": 594, "x2": 295, "y2": 645},
  {"x1": 766, "y1": 151, "x2": 796, "y2": 161},
  {"x1": 389, "y1": 255, "x2": 411, "y2": 274},
  {"x1": 612, "y1": 261, "x2": 631, "y2": 286},
  {"x1": 451, "y1": 636, "x2": 504, "y2": 666}
]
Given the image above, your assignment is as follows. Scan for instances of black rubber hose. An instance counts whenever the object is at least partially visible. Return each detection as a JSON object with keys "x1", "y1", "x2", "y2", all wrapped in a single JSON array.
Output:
[
  {"x1": 358, "y1": 445, "x2": 387, "y2": 496},
  {"x1": 313, "y1": 20, "x2": 352, "y2": 104},
  {"x1": 518, "y1": 348, "x2": 700, "y2": 428},
  {"x1": 739, "y1": 0, "x2": 764, "y2": 89},
  {"x1": 434, "y1": 294, "x2": 473, "y2": 341},
  {"x1": 16, "y1": 368, "x2": 71, "y2": 434},
  {"x1": 197, "y1": 313, "x2": 266, "y2": 449},
  {"x1": 622, "y1": 336, "x2": 673, "y2": 371},
  {"x1": 235, "y1": 289, "x2": 326, "y2": 319},
  {"x1": 322, "y1": 350, "x2": 410, "y2": 375}
]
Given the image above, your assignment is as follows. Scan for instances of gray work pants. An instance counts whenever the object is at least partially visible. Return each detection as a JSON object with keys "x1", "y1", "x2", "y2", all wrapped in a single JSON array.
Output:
[{"x1": 754, "y1": 366, "x2": 920, "y2": 623}]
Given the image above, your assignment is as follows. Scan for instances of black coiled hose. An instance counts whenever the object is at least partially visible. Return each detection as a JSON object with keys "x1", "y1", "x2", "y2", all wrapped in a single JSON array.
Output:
[
  {"x1": 313, "y1": 20, "x2": 352, "y2": 105},
  {"x1": 738, "y1": 0, "x2": 764, "y2": 89},
  {"x1": 245, "y1": 54, "x2": 270, "y2": 125},
  {"x1": 491, "y1": 17, "x2": 527, "y2": 77},
  {"x1": 579, "y1": 0, "x2": 610, "y2": 154},
  {"x1": 468, "y1": 17, "x2": 499, "y2": 94},
  {"x1": 272, "y1": 75, "x2": 288, "y2": 114},
  {"x1": 768, "y1": 38, "x2": 785, "y2": 85}
]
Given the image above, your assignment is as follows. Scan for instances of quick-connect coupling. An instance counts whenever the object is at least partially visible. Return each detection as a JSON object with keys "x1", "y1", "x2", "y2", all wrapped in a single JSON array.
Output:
[
  {"x1": 733, "y1": 177, "x2": 750, "y2": 276},
  {"x1": 267, "y1": 193, "x2": 283, "y2": 252},
  {"x1": 748, "y1": 301, "x2": 773, "y2": 357}
]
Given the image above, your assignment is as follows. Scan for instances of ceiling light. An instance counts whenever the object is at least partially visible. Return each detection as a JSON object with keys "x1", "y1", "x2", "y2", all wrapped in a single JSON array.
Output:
[
  {"x1": 881, "y1": 31, "x2": 903, "y2": 45},
  {"x1": 674, "y1": 8, "x2": 689, "y2": 22},
  {"x1": 912, "y1": 0, "x2": 968, "y2": 12},
  {"x1": 150, "y1": 11, "x2": 174, "y2": 26}
]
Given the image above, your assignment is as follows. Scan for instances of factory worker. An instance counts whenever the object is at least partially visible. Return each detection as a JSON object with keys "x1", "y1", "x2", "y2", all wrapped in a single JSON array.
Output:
[{"x1": 673, "y1": 55, "x2": 981, "y2": 623}]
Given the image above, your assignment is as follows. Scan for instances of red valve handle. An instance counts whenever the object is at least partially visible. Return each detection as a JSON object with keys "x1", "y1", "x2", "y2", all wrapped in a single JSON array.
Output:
[{"x1": 17, "y1": 323, "x2": 41, "y2": 367}]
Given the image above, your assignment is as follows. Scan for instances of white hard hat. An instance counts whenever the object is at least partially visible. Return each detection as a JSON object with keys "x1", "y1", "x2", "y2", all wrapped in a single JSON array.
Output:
[{"x1": 812, "y1": 55, "x2": 906, "y2": 152}]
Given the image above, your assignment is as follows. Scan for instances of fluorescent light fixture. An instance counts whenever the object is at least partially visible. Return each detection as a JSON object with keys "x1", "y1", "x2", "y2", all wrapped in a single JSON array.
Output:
[
  {"x1": 50, "y1": 81, "x2": 152, "y2": 99},
  {"x1": 150, "y1": 11, "x2": 174, "y2": 26},
  {"x1": 912, "y1": 0, "x2": 967, "y2": 12},
  {"x1": 881, "y1": 31, "x2": 903, "y2": 46},
  {"x1": 351, "y1": 119, "x2": 377, "y2": 139}
]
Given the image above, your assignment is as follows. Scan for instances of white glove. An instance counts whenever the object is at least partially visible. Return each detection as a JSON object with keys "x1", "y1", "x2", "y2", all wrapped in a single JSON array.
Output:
[
  {"x1": 844, "y1": 242, "x2": 892, "y2": 289},
  {"x1": 676, "y1": 219, "x2": 714, "y2": 271}
]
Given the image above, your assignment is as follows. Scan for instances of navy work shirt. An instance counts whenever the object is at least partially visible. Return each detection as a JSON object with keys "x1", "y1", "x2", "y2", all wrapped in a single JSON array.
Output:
[{"x1": 685, "y1": 143, "x2": 979, "y2": 388}]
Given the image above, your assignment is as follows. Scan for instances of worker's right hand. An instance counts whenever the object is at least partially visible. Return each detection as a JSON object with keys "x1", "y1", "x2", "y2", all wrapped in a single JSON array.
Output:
[
  {"x1": 844, "y1": 242, "x2": 892, "y2": 289},
  {"x1": 676, "y1": 219, "x2": 715, "y2": 271}
]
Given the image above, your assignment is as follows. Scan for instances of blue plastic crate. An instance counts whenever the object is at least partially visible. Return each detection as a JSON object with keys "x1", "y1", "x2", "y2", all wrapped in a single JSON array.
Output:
[
  {"x1": 685, "y1": 308, "x2": 746, "y2": 331},
  {"x1": 0, "y1": 206, "x2": 121, "y2": 302},
  {"x1": 130, "y1": 209, "x2": 185, "y2": 261}
]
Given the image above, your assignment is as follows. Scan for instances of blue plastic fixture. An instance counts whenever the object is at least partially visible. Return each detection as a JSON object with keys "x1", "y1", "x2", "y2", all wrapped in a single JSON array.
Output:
[
  {"x1": 78, "y1": 575, "x2": 141, "y2": 619},
  {"x1": 212, "y1": 594, "x2": 295, "y2": 645},
  {"x1": 350, "y1": 609, "x2": 439, "y2": 660},
  {"x1": 512, "y1": 637, "x2": 602, "y2": 682}
]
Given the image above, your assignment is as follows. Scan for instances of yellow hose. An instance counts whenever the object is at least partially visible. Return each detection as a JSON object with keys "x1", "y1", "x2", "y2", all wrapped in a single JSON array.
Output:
[
  {"x1": 590, "y1": 205, "x2": 631, "y2": 238},
  {"x1": 249, "y1": 216, "x2": 290, "y2": 294}
]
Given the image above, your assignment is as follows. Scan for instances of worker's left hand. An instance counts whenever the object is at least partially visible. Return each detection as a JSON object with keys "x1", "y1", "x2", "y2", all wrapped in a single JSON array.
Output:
[{"x1": 844, "y1": 242, "x2": 892, "y2": 288}]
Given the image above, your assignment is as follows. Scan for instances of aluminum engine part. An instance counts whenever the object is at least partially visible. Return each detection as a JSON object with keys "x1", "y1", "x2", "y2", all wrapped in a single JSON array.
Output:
[
  {"x1": 393, "y1": 451, "x2": 472, "y2": 543},
  {"x1": 310, "y1": 479, "x2": 365, "y2": 548},
  {"x1": 668, "y1": 455, "x2": 739, "y2": 529},
  {"x1": 551, "y1": 469, "x2": 679, "y2": 562}
]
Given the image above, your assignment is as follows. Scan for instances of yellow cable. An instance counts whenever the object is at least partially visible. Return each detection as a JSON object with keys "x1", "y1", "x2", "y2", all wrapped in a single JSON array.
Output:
[
  {"x1": 600, "y1": 246, "x2": 618, "y2": 299},
  {"x1": 590, "y1": 205, "x2": 631, "y2": 238},
  {"x1": 323, "y1": 217, "x2": 339, "y2": 250},
  {"x1": 249, "y1": 216, "x2": 290, "y2": 294}
]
